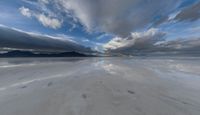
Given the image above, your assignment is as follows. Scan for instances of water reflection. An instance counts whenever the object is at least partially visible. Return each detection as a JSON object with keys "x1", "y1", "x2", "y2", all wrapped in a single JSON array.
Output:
[{"x1": 0, "y1": 57, "x2": 87, "y2": 67}]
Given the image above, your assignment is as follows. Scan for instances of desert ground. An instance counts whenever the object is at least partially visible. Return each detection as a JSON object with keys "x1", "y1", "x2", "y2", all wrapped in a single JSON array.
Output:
[{"x1": 0, "y1": 57, "x2": 200, "y2": 115}]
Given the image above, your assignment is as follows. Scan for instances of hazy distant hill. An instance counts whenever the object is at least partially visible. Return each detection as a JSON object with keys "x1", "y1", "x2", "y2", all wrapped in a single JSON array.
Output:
[{"x1": 0, "y1": 50, "x2": 91, "y2": 57}]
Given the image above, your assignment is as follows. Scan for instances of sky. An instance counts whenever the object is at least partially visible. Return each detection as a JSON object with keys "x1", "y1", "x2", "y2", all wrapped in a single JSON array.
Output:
[{"x1": 0, "y1": 0, "x2": 200, "y2": 55}]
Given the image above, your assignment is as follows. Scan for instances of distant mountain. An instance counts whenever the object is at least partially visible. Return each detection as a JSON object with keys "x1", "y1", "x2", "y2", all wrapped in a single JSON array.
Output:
[{"x1": 0, "y1": 50, "x2": 91, "y2": 57}]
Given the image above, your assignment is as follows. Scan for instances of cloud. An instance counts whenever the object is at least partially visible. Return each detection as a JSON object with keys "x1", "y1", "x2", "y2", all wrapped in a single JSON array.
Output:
[
  {"x1": 21, "y1": 0, "x2": 198, "y2": 37},
  {"x1": 17, "y1": 0, "x2": 200, "y2": 55},
  {"x1": 19, "y1": 7, "x2": 62, "y2": 29},
  {"x1": 0, "y1": 25, "x2": 92, "y2": 53},
  {"x1": 19, "y1": 7, "x2": 32, "y2": 18},
  {"x1": 158, "y1": 38, "x2": 200, "y2": 52},
  {"x1": 54, "y1": 0, "x2": 181, "y2": 37},
  {"x1": 104, "y1": 28, "x2": 165, "y2": 51},
  {"x1": 104, "y1": 28, "x2": 200, "y2": 55},
  {"x1": 175, "y1": 1, "x2": 200, "y2": 21},
  {"x1": 35, "y1": 14, "x2": 62, "y2": 29},
  {"x1": 38, "y1": 0, "x2": 49, "y2": 4}
]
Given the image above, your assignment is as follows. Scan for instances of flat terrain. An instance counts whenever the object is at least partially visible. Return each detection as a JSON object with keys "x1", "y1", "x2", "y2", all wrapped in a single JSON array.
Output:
[{"x1": 0, "y1": 57, "x2": 200, "y2": 115}]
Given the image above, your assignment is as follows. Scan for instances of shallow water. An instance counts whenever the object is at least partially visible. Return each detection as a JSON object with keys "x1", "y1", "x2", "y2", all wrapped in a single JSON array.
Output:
[{"x1": 0, "y1": 57, "x2": 200, "y2": 115}]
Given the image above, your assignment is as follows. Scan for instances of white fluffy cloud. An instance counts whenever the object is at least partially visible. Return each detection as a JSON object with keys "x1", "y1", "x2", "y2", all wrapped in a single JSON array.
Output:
[
  {"x1": 35, "y1": 14, "x2": 62, "y2": 29},
  {"x1": 19, "y1": 7, "x2": 62, "y2": 29},
  {"x1": 19, "y1": 7, "x2": 32, "y2": 18}
]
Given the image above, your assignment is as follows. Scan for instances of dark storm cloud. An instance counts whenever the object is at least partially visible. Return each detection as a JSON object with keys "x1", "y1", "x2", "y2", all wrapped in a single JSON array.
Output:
[
  {"x1": 175, "y1": 1, "x2": 200, "y2": 21},
  {"x1": 104, "y1": 29, "x2": 200, "y2": 55},
  {"x1": 15, "y1": 0, "x2": 200, "y2": 55},
  {"x1": 0, "y1": 25, "x2": 91, "y2": 53},
  {"x1": 158, "y1": 38, "x2": 200, "y2": 52},
  {"x1": 104, "y1": 29, "x2": 166, "y2": 53},
  {"x1": 36, "y1": 0, "x2": 181, "y2": 37}
]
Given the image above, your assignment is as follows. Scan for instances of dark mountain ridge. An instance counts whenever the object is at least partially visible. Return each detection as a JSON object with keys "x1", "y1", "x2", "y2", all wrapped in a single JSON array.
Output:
[{"x1": 0, "y1": 50, "x2": 91, "y2": 57}]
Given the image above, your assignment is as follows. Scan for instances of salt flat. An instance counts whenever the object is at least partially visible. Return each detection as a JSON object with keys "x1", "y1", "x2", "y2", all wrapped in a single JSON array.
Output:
[{"x1": 0, "y1": 57, "x2": 200, "y2": 115}]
